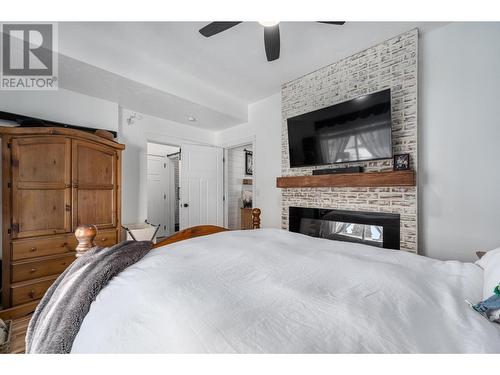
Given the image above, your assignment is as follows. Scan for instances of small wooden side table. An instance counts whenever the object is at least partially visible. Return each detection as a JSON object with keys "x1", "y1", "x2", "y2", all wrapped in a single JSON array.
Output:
[{"x1": 240, "y1": 208, "x2": 253, "y2": 230}]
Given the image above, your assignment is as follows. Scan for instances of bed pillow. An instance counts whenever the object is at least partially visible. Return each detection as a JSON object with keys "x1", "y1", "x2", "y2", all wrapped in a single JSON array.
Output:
[{"x1": 476, "y1": 247, "x2": 500, "y2": 300}]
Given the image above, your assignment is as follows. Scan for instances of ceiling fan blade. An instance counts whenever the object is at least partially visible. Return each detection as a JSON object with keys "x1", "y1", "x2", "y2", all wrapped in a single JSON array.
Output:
[
  {"x1": 199, "y1": 22, "x2": 242, "y2": 37},
  {"x1": 264, "y1": 24, "x2": 280, "y2": 62},
  {"x1": 317, "y1": 21, "x2": 346, "y2": 25}
]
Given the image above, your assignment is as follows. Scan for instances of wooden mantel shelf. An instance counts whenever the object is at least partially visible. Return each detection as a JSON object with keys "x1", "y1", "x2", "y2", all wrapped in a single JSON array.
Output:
[{"x1": 276, "y1": 170, "x2": 415, "y2": 188}]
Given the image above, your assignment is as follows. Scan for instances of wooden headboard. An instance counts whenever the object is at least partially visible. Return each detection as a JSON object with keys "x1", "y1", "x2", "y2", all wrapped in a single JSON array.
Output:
[{"x1": 74, "y1": 208, "x2": 262, "y2": 255}]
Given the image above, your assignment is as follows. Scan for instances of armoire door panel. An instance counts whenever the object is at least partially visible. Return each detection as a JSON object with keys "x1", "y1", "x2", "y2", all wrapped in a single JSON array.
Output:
[
  {"x1": 11, "y1": 137, "x2": 72, "y2": 238},
  {"x1": 16, "y1": 189, "x2": 70, "y2": 237},
  {"x1": 75, "y1": 189, "x2": 115, "y2": 228},
  {"x1": 73, "y1": 141, "x2": 116, "y2": 186},
  {"x1": 72, "y1": 140, "x2": 117, "y2": 230},
  {"x1": 14, "y1": 137, "x2": 70, "y2": 183}
]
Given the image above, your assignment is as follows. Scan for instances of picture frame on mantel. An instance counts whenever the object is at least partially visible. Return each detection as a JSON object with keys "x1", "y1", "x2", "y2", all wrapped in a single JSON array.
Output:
[{"x1": 393, "y1": 153, "x2": 410, "y2": 171}]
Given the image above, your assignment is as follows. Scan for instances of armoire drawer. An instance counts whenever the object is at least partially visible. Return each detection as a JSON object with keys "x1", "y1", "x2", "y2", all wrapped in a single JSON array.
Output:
[
  {"x1": 10, "y1": 276, "x2": 58, "y2": 306},
  {"x1": 94, "y1": 229, "x2": 118, "y2": 248},
  {"x1": 12, "y1": 234, "x2": 77, "y2": 261},
  {"x1": 11, "y1": 254, "x2": 75, "y2": 283}
]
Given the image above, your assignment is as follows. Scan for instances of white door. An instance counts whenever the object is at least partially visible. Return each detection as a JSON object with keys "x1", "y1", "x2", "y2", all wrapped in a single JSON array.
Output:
[
  {"x1": 179, "y1": 144, "x2": 224, "y2": 229},
  {"x1": 147, "y1": 155, "x2": 170, "y2": 237}
]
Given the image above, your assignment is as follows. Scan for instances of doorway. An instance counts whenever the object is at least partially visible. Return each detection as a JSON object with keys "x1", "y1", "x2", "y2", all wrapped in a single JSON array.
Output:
[
  {"x1": 147, "y1": 142, "x2": 180, "y2": 238},
  {"x1": 147, "y1": 142, "x2": 224, "y2": 239},
  {"x1": 226, "y1": 143, "x2": 253, "y2": 230},
  {"x1": 179, "y1": 144, "x2": 224, "y2": 229}
]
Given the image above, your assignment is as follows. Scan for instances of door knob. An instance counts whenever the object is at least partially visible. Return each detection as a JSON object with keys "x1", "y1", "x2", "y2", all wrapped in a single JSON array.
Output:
[{"x1": 183, "y1": 203, "x2": 189, "y2": 208}]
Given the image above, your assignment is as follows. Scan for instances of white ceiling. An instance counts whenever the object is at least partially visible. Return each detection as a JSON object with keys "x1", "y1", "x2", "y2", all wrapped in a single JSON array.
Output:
[
  {"x1": 58, "y1": 54, "x2": 243, "y2": 130},
  {"x1": 56, "y1": 22, "x2": 448, "y2": 129}
]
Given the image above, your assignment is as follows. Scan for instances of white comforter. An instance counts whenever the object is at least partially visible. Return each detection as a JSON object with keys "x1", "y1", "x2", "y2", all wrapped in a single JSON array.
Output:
[{"x1": 71, "y1": 229, "x2": 500, "y2": 353}]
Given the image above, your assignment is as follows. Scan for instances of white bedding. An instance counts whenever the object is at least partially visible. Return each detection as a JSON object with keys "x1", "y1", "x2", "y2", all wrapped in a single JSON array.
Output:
[{"x1": 71, "y1": 229, "x2": 500, "y2": 353}]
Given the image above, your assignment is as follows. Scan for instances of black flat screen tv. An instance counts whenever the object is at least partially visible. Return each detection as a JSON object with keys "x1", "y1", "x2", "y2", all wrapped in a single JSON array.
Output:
[{"x1": 287, "y1": 89, "x2": 392, "y2": 168}]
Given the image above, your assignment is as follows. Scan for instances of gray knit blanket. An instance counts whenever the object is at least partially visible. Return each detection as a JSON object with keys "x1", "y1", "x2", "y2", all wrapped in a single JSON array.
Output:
[{"x1": 26, "y1": 240, "x2": 153, "y2": 354}]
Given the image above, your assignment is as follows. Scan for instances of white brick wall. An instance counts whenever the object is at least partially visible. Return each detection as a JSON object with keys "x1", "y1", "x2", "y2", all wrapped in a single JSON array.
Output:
[{"x1": 281, "y1": 29, "x2": 418, "y2": 252}]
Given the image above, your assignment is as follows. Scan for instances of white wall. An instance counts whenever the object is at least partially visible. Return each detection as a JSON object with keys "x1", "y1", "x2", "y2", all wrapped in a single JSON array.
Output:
[
  {"x1": 147, "y1": 143, "x2": 180, "y2": 156},
  {"x1": 420, "y1": 22, "x2": 500, "y2": 261},
  {"x1": 119, "y1": 108, "x2": 215, "y2": 224},
  {"x1": 0, "y1": 88, "x2": 118, "y2": 131},
  {"x1": 216, "y1": 93, "x2": 282, "y2": 229}
]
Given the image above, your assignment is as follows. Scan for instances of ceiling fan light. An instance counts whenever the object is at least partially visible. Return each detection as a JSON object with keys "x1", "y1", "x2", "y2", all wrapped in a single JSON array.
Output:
[{"x1": 258, "y1": 21, "x2": 280, "y2": 27}]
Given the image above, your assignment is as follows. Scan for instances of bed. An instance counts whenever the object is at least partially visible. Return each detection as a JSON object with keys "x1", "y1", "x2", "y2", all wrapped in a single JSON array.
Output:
[{"x1": 28, "y1": 209, "x2": 500, "y2": 353}]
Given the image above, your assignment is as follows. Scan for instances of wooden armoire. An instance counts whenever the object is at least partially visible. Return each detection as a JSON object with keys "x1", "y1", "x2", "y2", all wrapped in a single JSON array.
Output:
[{"x1": 0, "y1": 126, "x2": 124, "y2": 309}]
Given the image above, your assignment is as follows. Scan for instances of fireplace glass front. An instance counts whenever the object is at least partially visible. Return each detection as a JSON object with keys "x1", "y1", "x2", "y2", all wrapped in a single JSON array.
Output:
[{"x1": 289, "y1": 207, "x2": 400, "y2": 250}]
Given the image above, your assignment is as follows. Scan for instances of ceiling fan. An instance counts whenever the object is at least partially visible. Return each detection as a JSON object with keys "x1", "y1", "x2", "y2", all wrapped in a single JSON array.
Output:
[{"x1": 199, "y1": 22, "x2": 345, "y2": 62}]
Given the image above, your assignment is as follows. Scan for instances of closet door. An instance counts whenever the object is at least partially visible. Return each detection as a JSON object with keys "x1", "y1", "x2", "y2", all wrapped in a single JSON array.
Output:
[
  {"x1": 72, "y1": 140, "x2": 117, "y2": 230},
  {"x1": 179, "y1": 144, "x2": 224, "y2": 229},
  {"x1": 11, "y1": 137, "x2": 72, "y2": 238}
]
